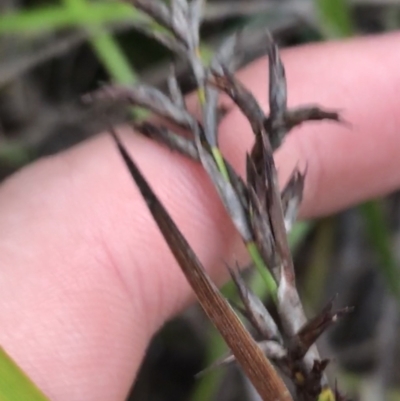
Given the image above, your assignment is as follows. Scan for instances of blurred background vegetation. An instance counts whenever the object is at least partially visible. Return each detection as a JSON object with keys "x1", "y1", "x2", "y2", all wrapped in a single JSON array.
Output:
[{"x1": 1, "y1": 1, "x2": 400, "y2": 400}]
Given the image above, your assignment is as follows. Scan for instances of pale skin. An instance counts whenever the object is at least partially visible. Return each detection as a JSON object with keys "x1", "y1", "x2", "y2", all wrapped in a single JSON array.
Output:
[{"x1": 0, "y1": 32, "x2": 400, "y2": 401}]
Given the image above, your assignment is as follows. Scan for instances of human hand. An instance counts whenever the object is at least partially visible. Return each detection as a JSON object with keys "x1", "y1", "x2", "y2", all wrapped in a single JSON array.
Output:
[{"x1": 0, "y1": 32, "x2": 399, "y2": 401}]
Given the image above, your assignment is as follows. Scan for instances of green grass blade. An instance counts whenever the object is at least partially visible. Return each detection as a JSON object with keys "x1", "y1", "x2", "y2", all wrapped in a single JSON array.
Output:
[
  {"x1": 0, "y1": 3, "x2": 144, "y2": 35},
  {"x1": 360, "y1": 200, "x2": 400, "y2": 299},
  {"x1": 0, "y1": 6, "x2": 76, "y2": 34},
  {"x1": 61, "y1": 0, "x2": 137, "y2": 85},
  {"x1": 87, "y1": 28, "x2": 138, "y2": 84},
  {"x1": 314, "y1": 0, "x2": 355, "y2": 38},
  {"x1": 191, "y1": 332, "x2": 226, "y2": 401},
  {"x1": 0, "y1": 347, "x2": 50, "y2": 401},
  {"x1": 301, "y1": 218, "x2": 334, "y2": 308}
]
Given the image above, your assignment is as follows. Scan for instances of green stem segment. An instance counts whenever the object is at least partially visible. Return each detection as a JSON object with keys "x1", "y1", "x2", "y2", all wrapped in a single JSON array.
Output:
[
  {"x1": 213, "y1": 149, "x2": 276, "y2": 297},
  {"x1": 247, "y1": 241, "x2": 277, "y2": 301},
  {"x1": 197, "y1": 86, "x2": 206, "y2": 106},
  {"x1": 210, "y1": 143, "x2": 276, "y2": 300},
  {"x1": 211, "y1": 147, "x2": 229, "y2": 182},
  {"x1": 196, "y1": 46, "x2": 277, "y2": 301}
]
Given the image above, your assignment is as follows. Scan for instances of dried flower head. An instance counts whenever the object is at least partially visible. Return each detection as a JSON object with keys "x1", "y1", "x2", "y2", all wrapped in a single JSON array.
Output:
[{"x1": 85, "y1": 1, "x2": 352, "y2": 400}]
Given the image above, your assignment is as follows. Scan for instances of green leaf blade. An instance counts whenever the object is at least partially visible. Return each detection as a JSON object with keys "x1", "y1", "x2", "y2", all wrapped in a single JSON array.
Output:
[
  {"x1": 0, "y1": 3, "x2": 142, "y2": 35},
  {"x1": 0, "y1": 347, "x2": 50, "y2": 401},
  {"x1": 315, "y1": 0, "x2": 355, "y2": 38}
]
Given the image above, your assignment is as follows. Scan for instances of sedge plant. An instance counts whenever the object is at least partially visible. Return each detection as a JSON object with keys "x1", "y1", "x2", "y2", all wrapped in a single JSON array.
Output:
[{"x1": 85, "y1": 1, "x2": 354, "y2": 400}]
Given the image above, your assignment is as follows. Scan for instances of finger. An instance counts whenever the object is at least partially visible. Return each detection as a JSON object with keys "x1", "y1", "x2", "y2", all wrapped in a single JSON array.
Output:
[{"x1": 0, "y1": 32, "x2": 399, "y2": 401}]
